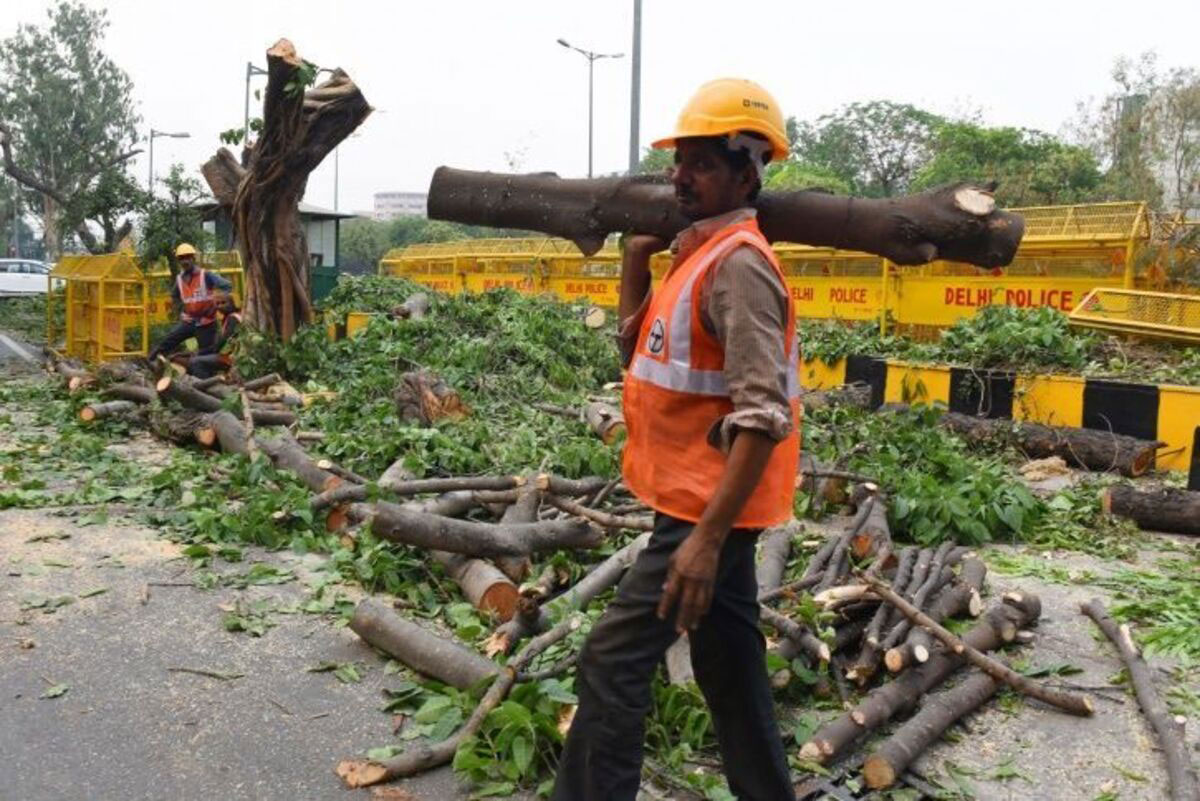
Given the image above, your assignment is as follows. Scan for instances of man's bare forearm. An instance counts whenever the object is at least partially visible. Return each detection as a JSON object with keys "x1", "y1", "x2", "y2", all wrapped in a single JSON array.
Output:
[{"x1": 618, "y1": 242, "x2": 654, "y2": 325}]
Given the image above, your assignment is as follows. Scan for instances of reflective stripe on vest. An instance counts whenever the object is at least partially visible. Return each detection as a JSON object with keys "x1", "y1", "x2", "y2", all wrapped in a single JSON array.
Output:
[
  {"x1": 178, "y1": 269, "x2": 215, "y2": 324},
  {"x1": 627, "y1": 230, "x2": 801, "y2": 399}
]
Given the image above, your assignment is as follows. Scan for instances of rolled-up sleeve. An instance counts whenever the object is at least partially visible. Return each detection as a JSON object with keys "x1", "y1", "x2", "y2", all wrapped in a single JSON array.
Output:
[{"x1": 703, "y1": 246, "x2": 792, "y2": 452}]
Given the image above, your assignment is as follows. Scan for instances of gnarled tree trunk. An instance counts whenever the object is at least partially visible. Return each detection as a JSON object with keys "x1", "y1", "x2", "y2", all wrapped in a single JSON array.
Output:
[{"x1": 201, "y1": 39, "x2": 371, "y2": 340}]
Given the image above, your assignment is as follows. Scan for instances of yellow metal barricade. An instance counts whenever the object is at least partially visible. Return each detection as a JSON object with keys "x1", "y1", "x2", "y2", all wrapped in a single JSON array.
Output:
[
  {"x1": 49, "y1": 254, "x2": 149, "y2": 363},
  {"x1": 1069, "y1": 288, "x2": 1200, "y2": 344}
]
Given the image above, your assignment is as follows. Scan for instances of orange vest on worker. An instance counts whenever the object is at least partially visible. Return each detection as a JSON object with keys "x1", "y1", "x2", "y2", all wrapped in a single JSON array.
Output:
[
  {"x1": 622, "y1": 218, "x2": 801, "y2": 528},
  {"x1": 177, "y1": 268, "x2": 216, "y2": 326}
]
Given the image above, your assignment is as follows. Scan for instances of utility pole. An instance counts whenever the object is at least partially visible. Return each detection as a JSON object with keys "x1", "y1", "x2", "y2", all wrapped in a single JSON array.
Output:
[
  {"x1": 148, "y1": 129, "x2": 191, "y2": 194},
  {"x1": 10, "y1": 181, "x2": 19, "y2": 258},
  {"x1": 557, "y1": 39, "x2": 623, "y2": 178},
  {"x1": 628, "y1": 0, "x2": 642, "y2": 174},
  {"x1": 244, "y1": 62, "x2": 268, "y2": 146}
]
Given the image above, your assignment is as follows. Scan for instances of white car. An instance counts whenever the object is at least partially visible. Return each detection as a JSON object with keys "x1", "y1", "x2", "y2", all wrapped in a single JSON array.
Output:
[{"x1": 0, "y1": 259, "x2": 51, "y2": 295}]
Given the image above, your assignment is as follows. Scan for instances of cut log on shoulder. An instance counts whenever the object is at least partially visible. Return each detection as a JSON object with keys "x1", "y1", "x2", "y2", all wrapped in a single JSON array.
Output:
[
  {"x1": 349, "y1": 598, "x2": 496, "y2": 689},
  {"x1": 79, "y1": 400, "x2": 138, "y2": 422},
  {"x1": 104, "y1": 382, "x2": 156, "y2": 405},
  {"x1": 256, "y1": 433, "x2": 342, "y2": 493},
  {"x1": 1081, "y1": 598, "x2": 1199, "y2": 801},
  {"x1": 368, "y1": 501, "x2": 600, "y2": 558},
  {"x1": 756, "y1": 520, "x2": 797, "y2": 592},
  {"x1": 863, "y1": 575, "x2": 1092, "y2": 716},
  {"x1": 1101, "y1": 485, "x2": 1200, "y2": 536},
  {"x1": 337, "y1": 613, "x2": 582, "y2": 788},
  {"x1": 863, "y1": 669, "x2": 1003, "y2": 789},
  {"x1": 799, "y1": 593, "x2": 1041, "y2": 764},
  {"x1": 394, "y1": 369, "x2": 468, "y2": 425},
  {"x1": 427, "y1": 168, "x2": 1023, "y2": 267},
  {"x1": 940, "y1": 412, "x2": 1163, "y2": 477}
]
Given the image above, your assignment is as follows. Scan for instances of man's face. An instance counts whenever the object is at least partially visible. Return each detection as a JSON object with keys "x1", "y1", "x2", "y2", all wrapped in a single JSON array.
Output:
[
  {"x1": 179, "y1": 255, "x2": 196, "y2": 272},
  {"x1": 672, "y1": 138, "x2": 755, "y2": 221}
]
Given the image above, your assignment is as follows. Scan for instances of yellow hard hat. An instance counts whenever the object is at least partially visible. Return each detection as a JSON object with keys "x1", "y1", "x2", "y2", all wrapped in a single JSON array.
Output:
[
  {"x1": 175, "y1": 243, "x2": 197, "y2": 258},
  {"x1": 652, "y1": 78, "x2": 789, "y2": 162}
]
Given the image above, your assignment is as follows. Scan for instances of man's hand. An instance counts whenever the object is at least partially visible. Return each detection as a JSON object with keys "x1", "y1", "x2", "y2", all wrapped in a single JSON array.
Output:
[{"x1": 657, "y1": 528, "x2": 722, "y2": 633}]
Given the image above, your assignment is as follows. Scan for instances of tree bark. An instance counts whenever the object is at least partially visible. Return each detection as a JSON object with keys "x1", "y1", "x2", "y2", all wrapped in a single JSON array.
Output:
[
  {"x1": 582, "y1": 401, "x2": 625, "y2": 444},
  {"x1": 208, "y1": 410, "x2": 252, "y2": 456},
  {"x1": 863, "y1": 575, "x2": 1093, "y2": 716},
  {"x1": 848, "y1": 547, "x2": 916, "y2": 684},
  {"x1": 312, "y1": 475, "x2": 526, "y2": 511},
  {"x1": 850, "y1": 487, "x2": 891, "y2": 560},
  {"x1": 878, "y1": 541, "x2": 956, "y2": 651},
  {"x1": 242, "y1": 373, "x2": 282, "y2": 392},
  {"x1": 255, "y1": 432, "x2": 342, "y2": 493},
  {"x1": 431, "y1": 551, "x2": 519, "y2": 621},
  {"x1": 760, "y1": 606, "x2": 830, "y2": 664},
  {"x1": 1101, "y1": 485, "x2": 1200, "y2": 536},
  {"x1": 756, "y1": 520, "x2": 797, "y2": 592},
  {"x1": 1080, "y1": 598, "x2": 1199, "y2": 801},
  {"x1": 394, "y1": 370, "x2": 468, "y2": 425},
  {"x1": 863, "y1": 670, "x2": 1003, "y2": 789},
  {"x1": 940, "y1": 412, "x2": 1164, "y2": 477},
  {"x1": 367, "y1": 501, "x2": 600, "y2": 558},
  {"x1": 798, "y1": 593, "x2": 1041, "y2": 764},
  {"x1": 494, "y1": 484, "x2": 538, "y2": 583},
  {"x1": 348, "y1": 598, "x2": 497, "y2": 689},
  {"x1": 148, "y1": 409, "x2": 216, "y2": 448},
  {"x1": 336, "y1": 614, "x2": 582, "y2": 788},
  {"x1": 544, "y1": 493, "x2": 653, "y2": 531},
  {"x1": 104, "y1": 383, "x2": 156, "y2": 404},
  {"x1": 201, "y1": 39, "x2": 371, "y2": 340},
  {"x1": 427, "y1": 168, "x2": 1024, "y2": 267},
  {"x1": 78, "y1": 400, "x2": 137, "y2": 422}
]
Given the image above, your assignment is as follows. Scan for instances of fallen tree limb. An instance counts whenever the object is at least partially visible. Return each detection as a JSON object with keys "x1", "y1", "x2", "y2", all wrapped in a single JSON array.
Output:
[
  {"x1": 1080, "y1": 598, "x2": 1198, "y2": 801},
  {"x1": 103, "y1": 383, "x2": 156, "y2": 405},
  {"x1": 79, "y1": 400, "x2": 137, "y2": 422},
  {"x1": 157, "y1": 375, "x2": 296, "y2": 426},
  {"x1": 799, "y1": 593, "x2": 1041, "y2": 764},
  {"x1": 862, "y1": 574, "x2": 1092, "y2": 716},
  {"x1": 850, "y1": 486, "x2": 891, "y2": 560},
  {"x1": 256, "y1": 432, "x2": 342, "y2": 493},
  {"x1": 311, "y1": 475, "x2": 526, "y2": 511},
  {"x1": 431, "y1": 551, "x2": 519, "y2": 621},
  {"x1": 1101, "y1": 485, "x2": 1200, "y2": 537},
  {"x1": 348, "y1": 598, "x2": 497, "y2": 689},
  {"x1": 940, "y1": 412, "x2": 1164, "y2": 477},
  {"x1": 544, "y1": 493, "x2": 653, "y2": 531},
  {"x1": 863, "y1": 669, "x2": 1003, "y2": 789},
  {"x1": 427, "y1": 168, "x2": 1024, "y2": 266},
  {"x1": 494, "y1": 484, "x2": 538, "y2": 583},
  {"x1": 756, "y1": 520, "x2": 797, "y2": 593},
  {"x1": 879, "y1": 541, "x2": 955, "y2": 652},
  {"x1": 336, "y1": 613, "x2": 583, "y2": 787},
  {"x1": 242, "y1": 373, "x2": 282, "y2": 392},
  {"x1": 887, "y1": 556, "x2": 988, "y2": 673},
  {"x1": 760, "y1": 606, "x2": 830, "y2": 664},
  {"x1": 368, "y1": 501, "x2": 600, "y2": 558},
  {"x1": 209, "y1": 410, "x2": 251, "y2": 456},
  {"x1": 848, "y1": 547, "x2": 915, "y2": 684},
  {"x1": 148, "y1": 409, "x2": 216, "y2": 448}
]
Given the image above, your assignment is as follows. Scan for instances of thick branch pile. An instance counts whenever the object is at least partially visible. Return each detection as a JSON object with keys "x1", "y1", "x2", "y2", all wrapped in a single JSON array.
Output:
[{"x1": 201, "y1": 38, "x2": 371, "y2": 339}]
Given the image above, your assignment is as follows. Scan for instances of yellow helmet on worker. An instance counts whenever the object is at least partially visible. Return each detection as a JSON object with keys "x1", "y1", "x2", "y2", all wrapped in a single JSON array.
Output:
[
  {"x1": 175, "y1": 243, "x2": 197, "y2": 258},
  {"x1": 652, "y1": 78, "x2": 789, "y2": 163}
]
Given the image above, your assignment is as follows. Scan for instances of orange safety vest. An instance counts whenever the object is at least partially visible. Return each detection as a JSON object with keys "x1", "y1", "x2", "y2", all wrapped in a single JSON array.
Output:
[
  {"x1": 177, "y1": 268, "x2": 216, "y2": 325},
  {"x1": 622, "y1": 218, "x2": 801, "y2": 528}
]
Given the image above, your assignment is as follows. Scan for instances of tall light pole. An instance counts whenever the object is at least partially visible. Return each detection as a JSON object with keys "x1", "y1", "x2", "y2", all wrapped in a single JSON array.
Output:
[
  {"x1": 148, "y1": 129, "x2": 191, "y2": 193},
  {"x1": 244, "y1": 62, "x2": 269, "y2": 145},
  {"x1": 628, "y1": 0, "x2": 642, "y2": 173},
  {"x1": 557, "y1": 38, "x2": 623, "y2": 178},
  {"x1": 9, "y1": 181, "x2": 19, "y2": 258}
]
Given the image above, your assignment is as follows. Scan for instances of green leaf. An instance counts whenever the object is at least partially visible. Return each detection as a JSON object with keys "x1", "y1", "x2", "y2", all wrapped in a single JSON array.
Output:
[
  {"x1": 78, "y1": 587, "x2": 107, "y2": 598},
  {"x1": 366, "y1": 745, "x2": 403, "y2": 760},
  {"x1": 40, "y1": 683, "x2": 69, "y2": 699},
  {"x1": 511, "y1": 735, "x2": 532, "y2": 776}
]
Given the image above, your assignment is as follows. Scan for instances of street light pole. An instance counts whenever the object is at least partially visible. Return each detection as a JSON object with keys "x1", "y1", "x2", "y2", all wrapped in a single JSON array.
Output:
[
  {"x1": 557, "y1": 39, "x2": 623, "y2": 178},
  {"x1": 244, "y1": 62, "x2": 268, "y2": 145},
  {"x1": 628, "y1": 0, "x2": 642, "y2": 173},
  {"x1": 148, "y1": 129, "x2": 191, "y2": 194}
]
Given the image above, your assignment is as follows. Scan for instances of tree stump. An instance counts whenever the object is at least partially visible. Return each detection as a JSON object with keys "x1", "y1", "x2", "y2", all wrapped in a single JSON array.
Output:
[{"x1": 394, "y1": 370, "x2": 468, "y2": 426}]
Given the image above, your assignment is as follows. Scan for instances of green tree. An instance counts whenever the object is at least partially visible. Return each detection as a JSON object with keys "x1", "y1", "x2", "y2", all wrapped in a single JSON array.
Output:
[
  {"x1": 0, "y1": 1, "x2": 141, "y2": 258},
  {"x1": 0, "y1": 174, "x2": 41, "y2": 259},
  {"x1": 633, "y1": 146, "x2": 673, "y2": 176},
  {"x1": 338, "y1": 217, "x2": 392, "y2": 274},
  {"x1": 764, "y1": 160, "x2": 851, "y2": 194},
  {"x1": 911, "y1": 122, "x2": 1102, "y2": 206},
  {"x1": 1154, "y1": 67, "x2": 1200, "y2": 216},
  {"x1": 794, "y1": 101, "x2": 943, "y2": 197},
  {"x1": 137, "y1": 164, "x2": 210, "y2": 273}
]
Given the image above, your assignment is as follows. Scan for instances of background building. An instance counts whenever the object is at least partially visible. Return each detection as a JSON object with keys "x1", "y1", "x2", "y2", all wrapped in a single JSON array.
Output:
[{"x1": 373, "y1": 191, "x2": 427, "y2": 220}]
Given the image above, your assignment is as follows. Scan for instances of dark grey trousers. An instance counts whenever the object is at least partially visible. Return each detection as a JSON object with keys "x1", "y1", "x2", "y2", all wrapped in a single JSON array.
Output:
[
  {"x1": 148, "y1": 319, "x2": 216, "y2": 361},
  {"x1": 551, "y1": 514, "x2": 795, "y2": 801}
]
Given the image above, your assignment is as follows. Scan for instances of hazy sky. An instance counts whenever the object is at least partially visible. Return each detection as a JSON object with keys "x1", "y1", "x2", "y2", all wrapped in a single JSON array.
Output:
[{"x1": 3, "y1": 0, "x2": 1198, "y2": 215}]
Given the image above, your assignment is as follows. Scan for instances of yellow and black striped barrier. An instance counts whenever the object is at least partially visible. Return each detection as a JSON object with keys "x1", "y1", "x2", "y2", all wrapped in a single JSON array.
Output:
[{"x1": 801, "y1": 356, "x2": 1200, "y2": 475}]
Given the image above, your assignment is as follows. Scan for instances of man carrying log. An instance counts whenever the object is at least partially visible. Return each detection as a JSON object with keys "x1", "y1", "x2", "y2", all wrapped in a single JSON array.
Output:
[
  {"x1": 147, "y1": 243, "x2": 233, "y2": 361},
  {"x1": 552, "y1": 78, "x2": 800, "y2": 801}
]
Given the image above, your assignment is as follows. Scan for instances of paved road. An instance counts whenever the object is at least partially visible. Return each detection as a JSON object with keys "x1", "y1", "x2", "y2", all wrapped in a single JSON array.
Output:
[{"x1": 0, "y1": 330, "x2": 37, "y2": 365}]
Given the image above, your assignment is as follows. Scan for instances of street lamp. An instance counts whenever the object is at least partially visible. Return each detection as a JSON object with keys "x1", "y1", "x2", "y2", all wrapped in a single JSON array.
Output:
[
  {"x1": 244, "y1": 61, "x2": 269, "y2": 145},
  {"x1": 557, "y1": 38, "x2": 623, "y2": 178},
  {"x1": 148, "y1": 129, "x2": 190, "y2": 193}
]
